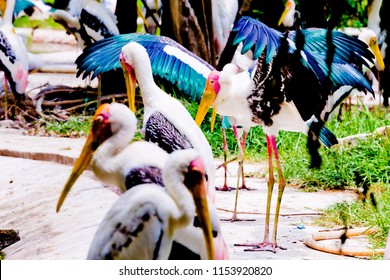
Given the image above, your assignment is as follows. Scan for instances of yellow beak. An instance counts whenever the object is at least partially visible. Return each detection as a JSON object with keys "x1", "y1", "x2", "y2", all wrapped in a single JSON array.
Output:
[
  {"x1": 210, "y1": 109, "x2": 218, "y2": 132},
  {"x1": 121, "y1": 58, "x2": 137, "y2": 112},
  {"x1": 0, "y1": 0, "x2": 6, "y2": 17},
  {"x1": 370, "y1": 38, "x2": 385, "y2": 71},
  {"x1": 56, "y1": 132, "x2": 95, "y2": 212},
  {"x1": 195, "y1": 86, "x2": 217, "y2": 127},
  {"x1": 278, "y1": 1, "x2": 292, "y2": 26},
  {"x1": 189, "y1": 168, "x2": 215, "y2": 260}
]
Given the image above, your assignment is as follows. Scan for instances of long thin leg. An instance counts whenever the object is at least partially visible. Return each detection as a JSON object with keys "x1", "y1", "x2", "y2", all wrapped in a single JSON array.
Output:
[
  {"x1": 222, "y1": 126, "x2": 255, "y2": 222},
  {"x1": 270, "y1": 135, "x2": 286, "y2": 249},
  {"x1": 235, "y1": 134, "x2": 284, "y2": 252},
  {"x1": 4, "y1": 76, "x2": 9, "y2": 120},
  {"x1": 238, "y1": 130, "x2": 253, "y2": 190},
  {"x1": 216, "y1": 128, "x2": 234, "y2": 191}
]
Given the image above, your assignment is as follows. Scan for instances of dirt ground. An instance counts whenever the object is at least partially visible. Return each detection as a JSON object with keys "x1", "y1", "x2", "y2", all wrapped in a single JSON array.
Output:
[{"x1": 0, "y1": 28, "x2": 384, "y2": 260}]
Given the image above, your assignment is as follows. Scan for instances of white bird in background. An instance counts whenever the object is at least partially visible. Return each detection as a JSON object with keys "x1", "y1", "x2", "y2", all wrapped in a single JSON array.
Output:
[
  {"x1": 56, "y1": 102, "x2": 228, "y2": 260},
  {"x1": 212, "y1": 0, "x2": 238, "y2": 63},
  {"x1": 368, "y1": 0, "x2": 383, "y2": 37},
  {"x1": 51, "y1": 0, "x2": 119, "y2": 104},
  {"x1": 120, "y1": 41, "x2": 217, "y2": 202},
  {"x1": 52, "y1": 0, "x2": 119, "y2": 50},
  {"x1": 278, "y1": 0, "x2": 296, "y2": 28},
  {"x1": 0, "y1": 0, "x2": 29, "y2": 119}
]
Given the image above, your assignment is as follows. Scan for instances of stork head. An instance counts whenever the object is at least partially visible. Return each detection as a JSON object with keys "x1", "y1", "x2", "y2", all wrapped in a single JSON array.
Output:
[
  {"x1": 195, "y1": 71, "x2": 221, "y2": 127},
  {"x1": 278, "y1": 0, "x2": 296, "y2": 27},
  {"x1": 358, "y1": 29, "x2": 385, "y2": 71},
  {"x1": 164, "y1": 149, "x2": 215, "y2": 260},
  {"x1": 56, "y1": 103, "x2": 137, "y2": 212}
]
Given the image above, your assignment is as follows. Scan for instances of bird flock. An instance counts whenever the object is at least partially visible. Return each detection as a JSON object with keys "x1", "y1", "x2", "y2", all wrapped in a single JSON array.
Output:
[{"x1": 1, "y1": 0, "x2": 389, "y2": 260}]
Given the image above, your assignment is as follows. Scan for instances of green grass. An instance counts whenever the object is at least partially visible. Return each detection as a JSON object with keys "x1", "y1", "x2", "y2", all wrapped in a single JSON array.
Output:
[
  {"x1": 43, "y1": 116, "x2": 92, "y2": 137},
  {"x1": 14, "y1": 16, "x2": 65, "y2": 30},
  {"x1": 316, "y1": 185, "x2": 390, "y2": 251}
]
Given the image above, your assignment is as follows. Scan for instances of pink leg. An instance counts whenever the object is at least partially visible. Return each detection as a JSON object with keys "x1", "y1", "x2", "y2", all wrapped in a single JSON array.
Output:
[
  {"x1": 221, "y1": 126, "x2": 255, "y2": 222},
  {"x1": 216, "y1": 128, "x2": 235, "y2": 192},
  {"x1": 235, "y1": 135, "x2": 286, "y2": 252},
  {"x1": 238, "y1": 130, "x2": 253, "y2": 190}
]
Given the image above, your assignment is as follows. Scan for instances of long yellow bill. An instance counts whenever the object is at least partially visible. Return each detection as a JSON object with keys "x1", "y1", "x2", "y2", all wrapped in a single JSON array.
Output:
[
  {"x1": 278, "y1": 0, "x2": 293, "y2": 26},
  {"x1": 190, "y1": 165, "x2": 215, "y2": 260},
  {"x1": 56, "y1": 133, "x2": 95, "y2": 212},
  {"x1": 210, "y1": 109, "x2": 218, "y2": 132},
  {"x1": 120, "y1": 57, "x2": 137, "y2": 112},
  {"x1": 57, "y1": 104, "x2": 110, "y2": 212},
  {"x1": 369, "y1": 37, "x2": 385, "y2": 71},
  {"x1": 195, "y1": 88, "x2": 217, "y2": 127}
]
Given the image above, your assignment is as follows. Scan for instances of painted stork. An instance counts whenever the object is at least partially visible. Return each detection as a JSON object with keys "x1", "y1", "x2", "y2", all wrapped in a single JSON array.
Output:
[
  {"x1": 87, "y1": 148, "x2": 215, "y2": 260},
  {"x1": 52, "y1": 0, "x2": 119, "y2": 49},
  {"x1": 194, "y1": 16, "x2": 376, "y2": 250},
  {"x1": 56, "y1": 102, "x2": 228, "y2": 260},
  {"x1": 51, "y1": 0, "x2": 119, "y2": 105},
  {"x1": 0, "y1": 0, "x2": 29, "y2": 119}
]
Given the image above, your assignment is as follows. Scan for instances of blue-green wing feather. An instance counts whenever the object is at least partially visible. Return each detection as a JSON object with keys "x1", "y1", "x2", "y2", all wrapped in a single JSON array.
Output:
[{"x1": 76, "y1": 33, "x2": 215, "y2": 101}]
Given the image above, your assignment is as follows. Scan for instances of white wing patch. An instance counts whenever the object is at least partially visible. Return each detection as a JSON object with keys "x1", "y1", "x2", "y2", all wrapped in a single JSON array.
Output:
[{"x1": 163, "y1": 45, "x2": 211, "y2": 78}]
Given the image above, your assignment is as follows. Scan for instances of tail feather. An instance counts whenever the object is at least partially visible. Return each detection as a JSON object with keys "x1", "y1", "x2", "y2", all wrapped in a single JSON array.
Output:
[{"x1": 319, "y1": 125, "x2": 338, "y2": 148}]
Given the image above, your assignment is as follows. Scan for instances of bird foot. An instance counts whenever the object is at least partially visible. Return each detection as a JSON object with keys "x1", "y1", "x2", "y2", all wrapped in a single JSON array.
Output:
[
  {"x1": 238, "y1": 184, "x2": 254, "y2": 191},
  {"x1": 220, "y1": 214, "x2": 256, "y2": 222},
  {"x1": 234, "y1": 242, "x2": 286, "y2": 253},
  {"x1": 215, "y1": 185, "x2": 235, "y2": 192}
]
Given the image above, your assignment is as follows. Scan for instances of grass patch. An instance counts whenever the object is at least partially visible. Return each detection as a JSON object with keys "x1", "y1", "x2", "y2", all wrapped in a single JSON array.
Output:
[
  {"x1": 43, "y1": 116, "x2": 92, "y2": 137},
  {"x1": 316, "y1": 184, "x2": 390, "y2": 250},
  {"x1": 14, "y1": 16, "x2": 65, "y2": 30}
]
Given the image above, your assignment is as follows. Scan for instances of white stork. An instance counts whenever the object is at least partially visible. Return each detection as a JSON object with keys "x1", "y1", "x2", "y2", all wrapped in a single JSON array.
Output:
[
  {"x1": 119, "y1": 41, "x2": 217, "y2": 202},
  {"x1": 0, "y1": 0, "x2": 29, "y2": 119},
  {"x1": 51, "y1": 0, "x2": 119, "y2": 104},
  {"x1": 87, "y1": 148, "x2": 214, "y2": 260},
  {"x1": 194, "y1": 16, "x2": 377, "y2": 251},
  {"x1": 56, "y1": 102, "x2": 228, "y2": 260},
  {"x1": 52, "y1": 0, "x2": 119, "y2": 50}
]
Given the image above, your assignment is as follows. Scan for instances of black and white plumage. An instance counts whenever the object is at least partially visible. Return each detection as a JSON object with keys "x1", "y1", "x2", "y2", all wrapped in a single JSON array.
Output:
[
  {"x1": 87, "y1": 148, "x2": 214, "y2": 260},
  {"x1": 56, "y1": 102, "x2": 227, "y2": 260},
  {"x1": 52, "y1": 0, "x2": 119, "y2": 49},
  {"x1": 194, "y1": 16, "x2": 376, "y2": 251},
  {"x1": 0, "y1": 0, "x2": 29, "y2": 98}
]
